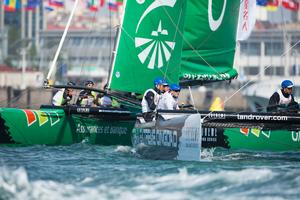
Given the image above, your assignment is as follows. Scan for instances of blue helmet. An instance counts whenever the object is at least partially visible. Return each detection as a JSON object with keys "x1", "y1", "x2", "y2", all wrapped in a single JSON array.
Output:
[
  {"x1": 162, "y1": 79, "x2": 169, "y2": 86},
  {"x1": 281, "y1": 80, "x2": 294, "y2": 89},
  {"x1": 170, "y1": 83, "x2": 181, "y2": 91},
  {"x1": 153, "y1": 77, "x2": 164, "y2": 85}
]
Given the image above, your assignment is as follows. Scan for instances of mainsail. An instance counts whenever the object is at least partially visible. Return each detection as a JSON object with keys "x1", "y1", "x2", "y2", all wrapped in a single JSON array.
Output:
[
  {"x1": 180, "y1": 0, "x2": 241, "y2": 85},
  {"x1": 108, "y1": 0, "x2": 187, "y2": 94}
]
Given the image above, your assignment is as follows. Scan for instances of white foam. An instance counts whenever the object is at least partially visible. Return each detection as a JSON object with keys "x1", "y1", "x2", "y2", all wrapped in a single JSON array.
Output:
[
  {"x1": 114, "y1": 145, "x2": 132, "y2": 153},
  {"x1": 139, "y1": 167, "x2": 275, "y2": 189},
  {"x1": 0, "y1": 166, "x2": 289, "y2": 200}
]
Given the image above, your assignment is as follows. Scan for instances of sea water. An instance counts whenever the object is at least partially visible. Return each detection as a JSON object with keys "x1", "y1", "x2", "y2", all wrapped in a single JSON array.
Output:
[{"x1": 0, "y1": 144, "x2": 299, "y2": 200}]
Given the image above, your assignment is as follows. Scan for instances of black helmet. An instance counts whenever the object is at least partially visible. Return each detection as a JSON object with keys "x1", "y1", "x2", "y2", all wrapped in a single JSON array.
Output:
[{"x1": 85, "y1": 80, "x2": 94, "y2": 86}]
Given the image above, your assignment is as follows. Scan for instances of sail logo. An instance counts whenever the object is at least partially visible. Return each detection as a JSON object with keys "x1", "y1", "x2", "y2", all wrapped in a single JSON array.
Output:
[
  {"x1": 23, "y1": 109, "x2": 60, "y2": 127},
  {"x1": 208, "y1": 0, "x2": 227, "y2": 31},
  {"x1": 135, "y1": 0, "x2": 177, "y2": 69}
]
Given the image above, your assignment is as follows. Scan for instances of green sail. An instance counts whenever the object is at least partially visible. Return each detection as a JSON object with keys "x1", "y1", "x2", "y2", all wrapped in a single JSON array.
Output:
[
  {"x1": 108, "y1": 0, "x2": 187, "y2": 94},
  {"x1": 180, "y1": 0, "x2": 240, "y2": 83}
]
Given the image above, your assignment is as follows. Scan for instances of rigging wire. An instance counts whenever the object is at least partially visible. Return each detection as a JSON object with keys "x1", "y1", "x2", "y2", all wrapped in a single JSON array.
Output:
[{"x1": 188, "y1": 86, "x2": 196, "y2": 111}]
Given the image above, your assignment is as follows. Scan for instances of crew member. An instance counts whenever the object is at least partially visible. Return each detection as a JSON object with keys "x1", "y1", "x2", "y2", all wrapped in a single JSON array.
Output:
[
  {"x1": 141, "y1": 77, "x2": 165, "y2": 122},
  {"x1": 157, "y1": 80, "x2": 169, "y2": 109},
  {"x1": 76, "y1": 80, "x2": 97, "y2": 106},
  {"x1": 52, "y1": 81, "x2": 75, "y2": 106},
  {"x1": 158, "y1": 83, "x2": 181, "y2": 110},
  {"x1": 267, "y1": 80, "x2": 299, "y2": 113}
]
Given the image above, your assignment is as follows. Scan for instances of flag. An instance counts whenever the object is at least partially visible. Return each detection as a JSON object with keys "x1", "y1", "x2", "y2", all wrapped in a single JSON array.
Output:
[
  {"x1": 237, "y1": 0, "x2": 257, "y2": 41},
  {"x1": 44, "y1": 0, "x2": 54, "y2": 11},
  {"x1": 256, "y1": 0, "x2": 268, "y2": 6},
  {"x1": 88, "y1": 0, "x2": 99, "y2": 12},
  {"x1": 282, "y1": 0, "x2": 299, "y2": 12},
  {"x1": 49, "y1": 0, "x2": 64, "y2": 7},
  {"x1": 108, "y1": 0, "x2": 118, "y2": 11},
  {"x1": 87, "y1": 0, "x2": 105, "y2": 12},
  {"x1": 25, "y1": 0, "x2": 40, "y2": 10},
  {"x1": 4, "y1": 0, "x2": 20, "y2": 12},
  {"x1": 116, "y1": 0, "x2": 122, "y2": 5},
  {"x1": 266, "y1": 0, "x2": 279, "y2": 11},
  {"x1": 100, "y1": 0, "x2": 105, "y2": 7}
]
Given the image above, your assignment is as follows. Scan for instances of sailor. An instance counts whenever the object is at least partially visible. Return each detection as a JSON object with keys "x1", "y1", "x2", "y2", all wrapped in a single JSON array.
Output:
[
  {"x1": 76, "y1": 80, "x2": 97, "y2": 107},
  {"x1": 267, "y1": 80, "x2": 299, "y2": 113},
  {"x1": 158, "y1": 83, "x2": 181, "y2": 110},
  {"x1": 52, "y1": 81, "x2": 75, "y2": 106},
  {"x1": 141, "y1": 77, "x2": 165, "y2": 122},
  {"x1": 157, "y1": 80, "x2": 170, "y2": 109},
  {"x1": 96, "y1": 93, "x2": 112, "y2": 107}
]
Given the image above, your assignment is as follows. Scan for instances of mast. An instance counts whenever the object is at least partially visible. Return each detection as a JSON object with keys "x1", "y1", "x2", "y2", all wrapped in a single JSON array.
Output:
[
  {"x1": 0, "y1": 0, "x2": 4, "y2": 62},
  {"x1": 107, "y1": 0, "x2": 126, "y2": 89},
  {"x1": 46, "y1": 0, "x2": 80, "y2": 83},
  {"x1": 21, "y1": 3, "x2": 27, "y2": 89}
]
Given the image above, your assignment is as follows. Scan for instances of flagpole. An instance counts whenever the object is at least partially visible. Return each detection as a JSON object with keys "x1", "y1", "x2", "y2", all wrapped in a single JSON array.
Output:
[
  {"x1": 0, "y1": 0, "x2": 4, "y2": 32},
  {"x1": 42, "y1": 1, "x2": 47, "y2": 30},
  {"x1": 35, "y1": 5, "x2": 40, "y2": 52},
  {"x1": 28, "y1": 10, "x2": 33, "y2": 39},
  {"x1": 21, "y1": 3, "x2": 25, "y2": 39}
]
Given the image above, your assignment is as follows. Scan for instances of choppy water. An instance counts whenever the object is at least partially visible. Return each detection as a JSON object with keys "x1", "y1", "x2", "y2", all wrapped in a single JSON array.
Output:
[{"x1": 0, "y1": 144, "x2": 299, "y2": 200}]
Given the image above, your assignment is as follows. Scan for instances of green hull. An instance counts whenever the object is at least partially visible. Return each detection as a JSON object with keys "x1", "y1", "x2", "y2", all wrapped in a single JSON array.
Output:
[
  {"x1": 224, "y1": 128, "x2": 300, "y2": 151},
  {"x1": 0, "y1": 107, "x2": 136, "y2": 146}
]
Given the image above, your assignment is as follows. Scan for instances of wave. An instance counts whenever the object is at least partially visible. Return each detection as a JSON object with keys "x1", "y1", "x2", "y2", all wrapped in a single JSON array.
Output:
[{"x1": 1, "y1": 166, "x2": 299, "y2": 200}]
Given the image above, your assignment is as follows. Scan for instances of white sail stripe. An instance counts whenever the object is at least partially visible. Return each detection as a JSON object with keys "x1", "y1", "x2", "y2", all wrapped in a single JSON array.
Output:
[
  {"x1": 161, "y1": 42, "x2": 171, "y2": 61},
  {"x1": 148, "y1": 41, "x2": 158, "y2": 69},
  {"x1": 165, "y1": 41, "x2": 175, "y2": 50},
  {"x1": 135, "y1": 37, "x2": 152, "y2": 48},
  {"x1": 158, "y1": 42, "x2": 163, "y2": 68},
  {"x1": 138, "y1": 40, "x2": 156, "y2": 64}
]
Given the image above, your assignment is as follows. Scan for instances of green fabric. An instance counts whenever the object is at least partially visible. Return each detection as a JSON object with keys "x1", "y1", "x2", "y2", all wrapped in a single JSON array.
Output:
[
  {"x1": 108, "y1": 0, "x2": 187, "y2": 94},
  {"x1": 180, "y1": 0, "x2": 240, "y2": 81}
]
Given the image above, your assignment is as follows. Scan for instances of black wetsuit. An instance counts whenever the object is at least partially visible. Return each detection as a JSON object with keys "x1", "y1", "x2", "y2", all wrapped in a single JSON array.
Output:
[{"x1": 142, "y1": 87, "x2": 161, "y2": 122}]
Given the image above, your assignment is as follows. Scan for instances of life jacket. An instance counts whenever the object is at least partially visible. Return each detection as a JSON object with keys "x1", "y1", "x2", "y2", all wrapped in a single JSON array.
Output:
[
  {"x1": 79, "y1": 91, "x2": 96, "y2": 106},
  {"x1": 141, "y1": 89, "x2": 160, "y2": 113},
  {"x1": 52, "y1": 89, "x2": 68, "y2": 106},
  {"x1": 277, "y1": 89, "x2": 292, "y2": 106},
  {"x1": 157, "y1": 91, "x2": 178, "y2": 110}
]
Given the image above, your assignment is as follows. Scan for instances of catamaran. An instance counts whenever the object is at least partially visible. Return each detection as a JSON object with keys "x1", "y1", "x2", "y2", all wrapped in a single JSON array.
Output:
[
  {"x1": 1, "y1": 0, "x2": 300, "y2": 161},
  {"x1": 0, "y1": 0, "x2": 141, "y2": 146},
  {"x1": 109, "y1": 0, "x2": 300, "y2": 160}
]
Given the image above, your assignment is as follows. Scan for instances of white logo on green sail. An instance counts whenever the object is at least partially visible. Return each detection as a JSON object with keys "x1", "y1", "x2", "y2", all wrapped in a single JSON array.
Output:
[
  {"x1": 208, "y1": 0, "x2": 227, "y2": 31},
  {"x1": 135, "y1": 0, "x2": 177, "y2": 70}
]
